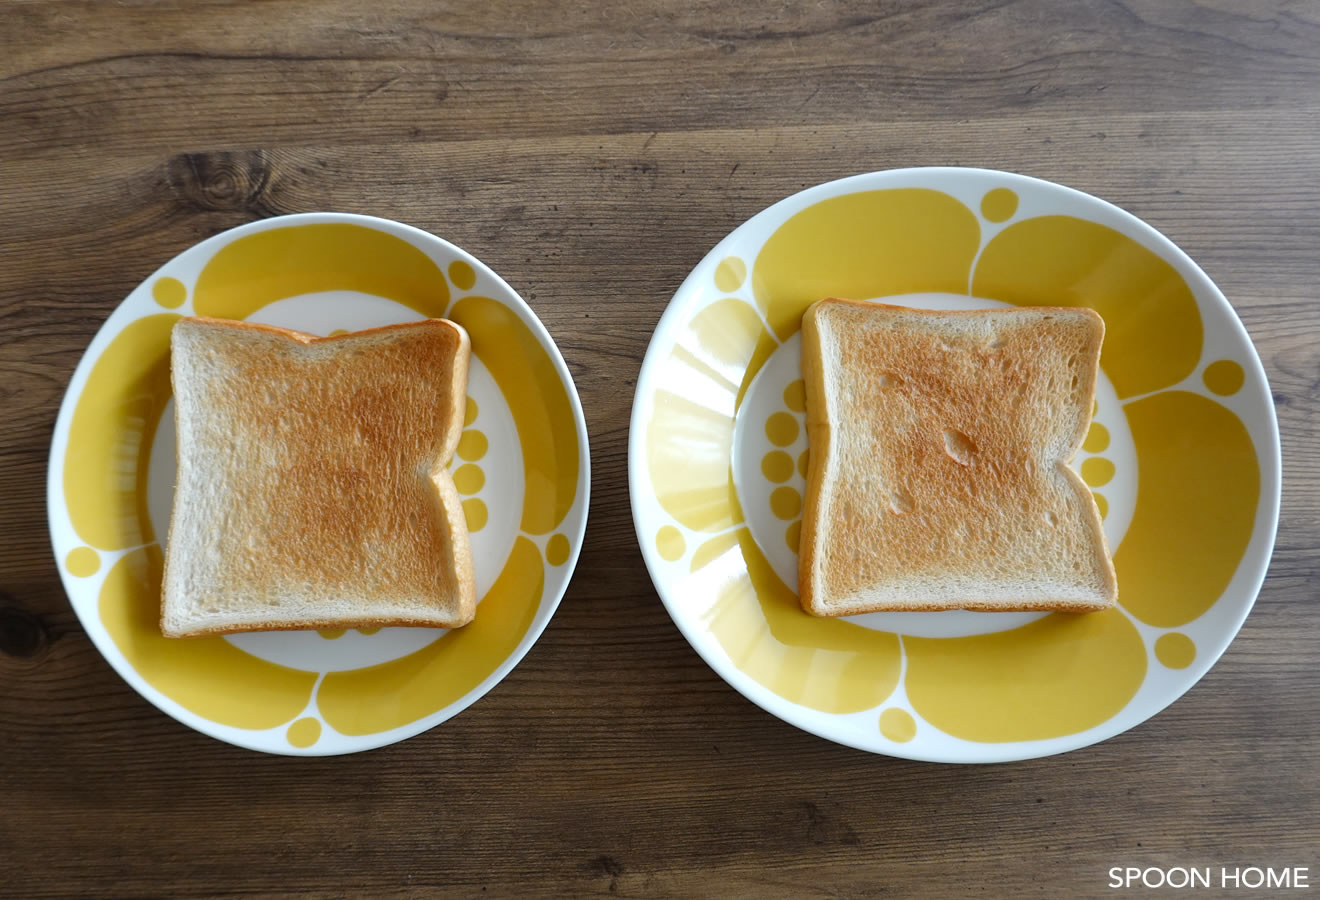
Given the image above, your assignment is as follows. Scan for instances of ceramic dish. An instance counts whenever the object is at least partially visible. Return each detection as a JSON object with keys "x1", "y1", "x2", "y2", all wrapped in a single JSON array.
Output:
[
  {"x1": 49, "y1": 213, "x2": 590, "y2": 755},
  {"x1": 629, "y1": 167, "x2": 1280, "y2": 762}
]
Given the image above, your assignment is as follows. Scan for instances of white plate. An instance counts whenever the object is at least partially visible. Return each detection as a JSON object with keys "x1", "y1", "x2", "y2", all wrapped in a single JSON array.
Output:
[
  {"x1": 49, "y1": 213, "x2": 590, "y2": 755},
  {"x1": 629, "y1": 167, "x2": 1281, "y2": 762}
]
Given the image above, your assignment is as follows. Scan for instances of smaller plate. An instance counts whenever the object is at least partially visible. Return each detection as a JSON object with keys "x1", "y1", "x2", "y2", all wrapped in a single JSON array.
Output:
[
  {"x1": 49, "y1": 213, "x2": 590, "y2": 755},
  {"x1": 629, "y1": 167, "x2": 1281, "y2": 762}
]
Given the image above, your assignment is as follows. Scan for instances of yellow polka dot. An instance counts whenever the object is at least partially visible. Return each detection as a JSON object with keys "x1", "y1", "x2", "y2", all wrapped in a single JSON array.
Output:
[
  {"x1": 785, "y1": 520, "x2": 801, "y2": 552},
  {"x1": 357, "y1": 627, "x2": 381, "y2": 635},
  {"x1": 328, "y1": 328, "x2": 348, "y2": 337},
  {"x1": 286, "y1": 717, "x2": 322, "y2": 748},
  {"x1": 1093, "y1": 492, "x2": 1109, "y2": 519},
  {"x1": 462, "y1": 498, "x2": 488, "y2": 531},
  {"x1": 1093, "y1": 398, "x2": 1099, "y2": 417},
  {"x1": 980, "y1": 188, "x2": 1019, "y2": 223},
  {"x1": 798, "y1": 450, "x2": 810, "y2": 478},
  {"x1": 151, "y1": 277, "x2": 186, "y2": 309},
  {"x1": 783, "y1": 379, "x2": 807, "y2": 413},
  {"x1": 657, "y1": 525, "x2": 686, "y2": 562},
  {"x1": 879, "y1": 708, "x2": 916, "y2": 743},
  {"x1": 457, "y1": 430, "x2": 488, "y2": 461},
  {"x1": 1154, "y1": 632, "x2": 1196, "y2": 669},
  {"x1": 1083, "y1": 423, "x2": 1110, "y2": 453},
  {"x1": 448, "y1": 260, "x2": 476, "y2": 291},
  {"x1": 765, "y1": 412, "x2": 799, "y2": 447},
  {"x1": 453, "y1": 463, "x2": 485, "y2": 494},
  {"x1": 545, "y1": 533, "x2": 571, "y2": 566},
  {"x1": 714, "y1": 256, "x2": 747, "y2": 292},
  {"x1": 65, "y1": 546, "x2": 100, "y2": 577},
  {"x1": 318, "y1": 628, "x2": 346, "y2": 640},
  {"x1": 464, "y1": 396, "x2": 478, "y2": 426},
  {"x1": 761, "y1": 451, "x2": 794, "y2": 483},
  {"x1": 1081, "y1": 457, "x2": 1115, "y2": 487},
  {"x1": 770, "y1": 486, "x2": 802, "y2": 520},
  {"x1": 1203, "y1": 359, "x2": 1245, "y2": 396}
]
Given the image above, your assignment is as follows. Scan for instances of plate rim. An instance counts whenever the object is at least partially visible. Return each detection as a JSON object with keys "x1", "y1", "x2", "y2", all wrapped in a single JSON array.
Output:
[
  {"x1": 46, "y1": 211, "x2": 592, "y2": 756},
  {"x1": 627, "y1": 166, "x2": 1283, "y2": 763}
]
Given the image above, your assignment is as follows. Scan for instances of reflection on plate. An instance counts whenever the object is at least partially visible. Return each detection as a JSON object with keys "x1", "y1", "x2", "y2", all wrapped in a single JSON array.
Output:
[
  {"x1": 49, "y1": 213, "x2": 590, "y2": 755},
  {"x1": 628, "y1": 168, "x2": 1280, "y2": 762}
]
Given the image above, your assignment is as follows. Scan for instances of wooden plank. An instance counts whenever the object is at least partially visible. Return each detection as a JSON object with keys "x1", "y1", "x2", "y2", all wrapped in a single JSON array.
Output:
[{"x1": 5, "y1": 1, "x2": 1320, "y2": 159}]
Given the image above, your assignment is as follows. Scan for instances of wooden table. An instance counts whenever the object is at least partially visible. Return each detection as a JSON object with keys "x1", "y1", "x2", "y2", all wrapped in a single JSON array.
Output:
[{"x1": 3, "y1": 2, "x2": 1317, "y2": 896}]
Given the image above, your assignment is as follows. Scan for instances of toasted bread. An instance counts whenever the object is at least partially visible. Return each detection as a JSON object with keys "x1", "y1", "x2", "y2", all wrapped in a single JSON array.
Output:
[
  {"x1": 161, "y1": 316, "x2": 476, "y2": 638},
  {"x1": 798, "y1": 299, "x2": 1117, "y2": 616}
]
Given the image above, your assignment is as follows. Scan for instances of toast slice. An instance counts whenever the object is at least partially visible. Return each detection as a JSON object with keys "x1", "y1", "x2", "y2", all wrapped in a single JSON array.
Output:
[
  {"x1": 798, "y1": 299, "x2": 1116, "y2": 616},
  {"x1": 161, "y1": 316, "x2": 477, "y2": 637}
]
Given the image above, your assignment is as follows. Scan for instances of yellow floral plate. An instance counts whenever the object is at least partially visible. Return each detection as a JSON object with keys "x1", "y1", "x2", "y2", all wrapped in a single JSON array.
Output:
[
  {"x1": 629, "y1": 168, "x2": 1280, "y2": 762},
  {"x1": 48, "y1": 213, "x2": 590, "y2": 755}
]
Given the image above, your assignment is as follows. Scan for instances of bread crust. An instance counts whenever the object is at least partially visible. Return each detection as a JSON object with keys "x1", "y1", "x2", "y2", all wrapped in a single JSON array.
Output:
[
  {"x1": 161, "y1": 316, "x2": 477, "y2": 637},
  {"x1": 798, "y1": 306, "x2": 831, "y2": 618},
  {"x1": 797, "y1": 299, "x2": 1117, "y2": 616}
]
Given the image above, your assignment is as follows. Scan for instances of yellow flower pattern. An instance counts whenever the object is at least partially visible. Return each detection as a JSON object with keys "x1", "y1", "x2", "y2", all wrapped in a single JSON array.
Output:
[
  {"x1": 58, "y1": 221, "x2": 583, "y2": 752},
  {"x1": 645, "y1": 181, "x2": 1264, "y2": 750}
]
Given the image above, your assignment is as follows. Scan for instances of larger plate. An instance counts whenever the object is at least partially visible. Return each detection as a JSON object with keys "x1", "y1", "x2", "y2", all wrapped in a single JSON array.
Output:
[
  {"x1": 49, "y1": 213, "x2": 590, "y2": 755},
  {"x1": 629, "y1": 168, "x2": 1281, "y2": 762}
]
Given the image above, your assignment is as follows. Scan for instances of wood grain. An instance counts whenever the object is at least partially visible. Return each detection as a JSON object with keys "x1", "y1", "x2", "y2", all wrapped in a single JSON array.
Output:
[{"x1": 2, "y1": 1, "x2": 1318, "y2": 896}]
